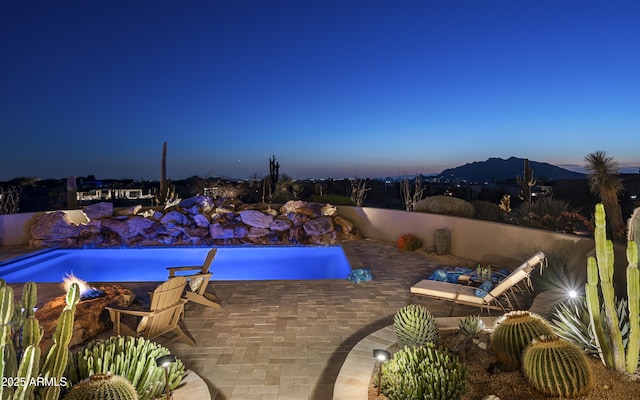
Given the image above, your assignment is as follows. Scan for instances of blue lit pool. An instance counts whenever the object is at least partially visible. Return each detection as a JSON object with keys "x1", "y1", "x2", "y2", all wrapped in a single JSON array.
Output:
[{"x1": 0, "y1": 246, "x2": 353, "y2": 283}]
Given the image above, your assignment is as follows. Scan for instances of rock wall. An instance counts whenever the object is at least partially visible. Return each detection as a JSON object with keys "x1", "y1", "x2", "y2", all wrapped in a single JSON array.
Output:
[{"x1": 29, "y1": 197, "x2": 360, "y2": 248}]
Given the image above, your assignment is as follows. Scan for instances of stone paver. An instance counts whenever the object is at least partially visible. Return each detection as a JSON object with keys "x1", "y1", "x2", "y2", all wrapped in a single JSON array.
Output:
[{"x1": 1, "y1": 240, "x2": 497, "y2": 399}]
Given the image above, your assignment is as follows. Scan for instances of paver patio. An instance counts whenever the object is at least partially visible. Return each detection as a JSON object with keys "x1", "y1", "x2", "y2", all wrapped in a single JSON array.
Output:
[{"x1": 1, "y1": 239, "x2": 513, "y2": 399}]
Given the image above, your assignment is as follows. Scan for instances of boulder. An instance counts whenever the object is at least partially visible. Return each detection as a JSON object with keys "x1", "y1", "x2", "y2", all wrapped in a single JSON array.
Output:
[
  {"x1": 160, "y1": 210, "x2": 190, "y2": 226},
  {"x1": 279, "y1": 200, "x2": 307, "y2": 214},
  {"x1": 193, "y1": 213, "x2": 211, "y2": 228},
  {"x1": 270, "y1": 218, "x2": 292, "y2": 232},
  {"x1": 30, "y1": 211, "x2": 82, "y2": 240},
  {"x1": 333, "y1": 216, "x2": 353, "y2": 234},
  {"x1": 321, "y1": 203, "x2": 338, "y2": 216},
  {"x1": 286, "y1": 212, "x2": 309, "y2": 226},
  {"x1": 303, "y1": 217, "x2": 334, "y2": 236},
  {"x1": 84, "y1": 202, "x2": 113, "y2": 220},
  {"x1": 209, "y1": 223, "x2": 235, "y2": 239},
  {"x1": 102, "y1": 216, "x2": 155, "y2": 239},
  {"x1": 232, "y1": 224, "x2": 248, "y2": 239},
  {"x1": 239, "y1": 210, "x2": 274, "y2": 228},
  {"x1": 179, "y1": 195, "x2": 215, "y2": 213},
  {"x1": 183, "y1": 227, "x2": 209, "y2": 244},
  {"x1": 36, "y1": 283, "x2": 134, "y2": 350},
  {"x1": 247, "y1": 227, "x2": 270, "y2": 238},
  {"x1": 115, "y1": 205, "x2": 142, "y2": 216}
]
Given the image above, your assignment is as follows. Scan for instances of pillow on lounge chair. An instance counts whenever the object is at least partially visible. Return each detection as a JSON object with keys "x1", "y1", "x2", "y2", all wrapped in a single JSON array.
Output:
[
  {"x1": 428, "y1": 269, "x2": 448, "y2": 282},
  {"x1": 474, "y1": 280, "x2": 494, "y2": 297}
]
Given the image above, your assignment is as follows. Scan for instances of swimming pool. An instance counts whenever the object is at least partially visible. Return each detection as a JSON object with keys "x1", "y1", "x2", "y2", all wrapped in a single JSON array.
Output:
[{"x1": 0, "y1": 246, "x2": 353, "y2": 283}]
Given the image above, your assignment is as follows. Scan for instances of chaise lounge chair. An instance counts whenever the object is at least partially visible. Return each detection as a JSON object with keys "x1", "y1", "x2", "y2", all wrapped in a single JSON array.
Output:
[
  {"x1": 106, "y1": 276, "x2": 195, "y2": 346},
  {"x1": 408, "y1": 251, "x2": 546, "y2": 316},
  {"x1": 167, "y1": 248, "x2": 221, "y2": 310}
]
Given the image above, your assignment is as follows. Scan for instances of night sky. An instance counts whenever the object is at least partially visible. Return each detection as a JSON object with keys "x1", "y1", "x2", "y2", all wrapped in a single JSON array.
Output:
[{"x1": 1, "y1": 1, "x2": 638, "y2": 181}]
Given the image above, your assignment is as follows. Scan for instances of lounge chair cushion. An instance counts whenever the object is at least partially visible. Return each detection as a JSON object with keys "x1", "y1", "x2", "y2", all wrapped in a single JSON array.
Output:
[
  {"x1": 347, "y1": 268, "x2": 373, "y2": 283},
  {"x1": 410, "y1": 280, "x2": 487, "y2": 305}
]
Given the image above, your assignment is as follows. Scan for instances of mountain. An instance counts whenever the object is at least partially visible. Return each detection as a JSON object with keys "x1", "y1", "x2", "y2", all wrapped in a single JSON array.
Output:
[{"x1": 435, "y1": 157, "x2": 585, "y2": 183}]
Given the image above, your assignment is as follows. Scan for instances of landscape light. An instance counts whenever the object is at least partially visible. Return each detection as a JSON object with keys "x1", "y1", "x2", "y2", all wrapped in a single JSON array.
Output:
[
  {"x1": 373, "y1": 349, "x2": 391, "y2": 395},
  {"x1": 156, "y1": 355, "x2": 177, "y2": 400},
  {"x1": 568, "y1": 290, "x2": 578, "y2": 299}
]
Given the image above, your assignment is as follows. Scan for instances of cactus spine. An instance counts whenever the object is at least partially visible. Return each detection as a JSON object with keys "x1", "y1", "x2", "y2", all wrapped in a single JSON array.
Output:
[
  {"x1": 517, "y1": 158, "x2": 537, "y2": 204},
  {"x1": 490, "y1": 311, "x2": 554, "y2": 370},
  {"x1": 393, "y1": 304, "x2": 439, "y2": 347},
  {"x1": 585, "y1": 203, "x2": 639, "y2": 373},
  {"x1": 522, "y1": 336, "x2": 592, "y2": 398},
  {"x1": 63, "y1": 373, "x2": 139, "y2": 400}
]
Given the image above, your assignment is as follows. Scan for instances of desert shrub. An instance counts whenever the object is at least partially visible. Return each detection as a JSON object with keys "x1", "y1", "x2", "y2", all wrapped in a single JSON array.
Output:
[
  {"x1": 394, "y1": 304, "x2": 439, "y2": 347},
  {"x1": 512, "y1": 196, "x2": 591, "y2": 233},
  {"x1": 307, "y1": 194, "x2": 355, "y2": 205},
  {"x1": 396, "y1": 233, "x2": 422, "y2": 251},
  {"x1": 380, "y1": 344, "x2": 468, "y2": 400},
  {"x1": 413, "y1": 195, "x2": 475, "y2": 218},
  {"x1": 471, "y1": 200, "x2": 503, "y2": 222}
]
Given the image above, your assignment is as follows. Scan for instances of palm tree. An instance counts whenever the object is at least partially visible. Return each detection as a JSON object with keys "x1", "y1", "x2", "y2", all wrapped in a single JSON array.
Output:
[{"x1": 584, "y1": 150, "x2": 624, "y2": 236}]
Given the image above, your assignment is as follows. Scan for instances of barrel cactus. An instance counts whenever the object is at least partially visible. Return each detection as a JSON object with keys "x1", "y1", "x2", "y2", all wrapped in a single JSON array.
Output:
[
  {"x1": 63, "y1": 373, "x2": 139, "y2": 400},
  {"x1": 458, "y1": 315, "x2": 485, "y2": 338},
  {"x1": 380, "y1": 344, "x2": 468, "y2": 400},
  {"x1": 491, "y1": 310, "x2": 554, "y2": 370},
  {"x1": 522, "y1": 335, "x2": 592, "y2": 398},
  {"x1": 66, "y1": 336, "x2": 184, "y2": 400},
  {"x1": 394, "y1": 304, "x2": 439, "y2": 347}
]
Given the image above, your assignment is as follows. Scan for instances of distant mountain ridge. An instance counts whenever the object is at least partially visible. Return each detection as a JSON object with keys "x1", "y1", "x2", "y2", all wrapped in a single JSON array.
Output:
[{"x1": 435, "y1": 157, "x2": 585, "y2": 183}]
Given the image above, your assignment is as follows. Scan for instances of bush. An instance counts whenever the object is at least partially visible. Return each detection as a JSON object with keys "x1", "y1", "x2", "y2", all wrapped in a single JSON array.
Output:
[
  {"x1": 380, "y1": 344, "x2": 468, "y2": 400},
  {"x1": 396, "y1": 233, "x2": 422, "y2": 251},
  {"x1": 413, "y1": 196, "x2": 475, "y2": 218},
  {"x1": 307, "y1": 194, "x2": 355, "y2": 205},
  {"x1": 471, "y1": 200, "x2": 503, "y2": 222},
  {"x1": 511, "y1": 196, "x2": 591, "y2": 233}
]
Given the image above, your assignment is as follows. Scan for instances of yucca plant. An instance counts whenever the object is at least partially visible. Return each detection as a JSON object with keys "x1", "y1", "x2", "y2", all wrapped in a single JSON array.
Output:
[
  {"x1": 380, "y1": 344, "x2": 468, "y2": 400},
  {"x1": 393, "y1": 304, "x2": 439, "y2": 347},
  {"x1": 550, "y1": 297, "x2": 630, "y2": 357}
]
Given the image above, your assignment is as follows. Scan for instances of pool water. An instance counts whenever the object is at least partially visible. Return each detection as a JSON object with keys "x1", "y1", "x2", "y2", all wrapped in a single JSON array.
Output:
[{"x1": 0, "y1": 246, "x2": 353, "y2": 283}]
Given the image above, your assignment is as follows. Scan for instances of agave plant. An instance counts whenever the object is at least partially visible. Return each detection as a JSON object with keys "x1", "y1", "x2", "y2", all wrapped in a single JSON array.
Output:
[{"x1": 550, "y1": 297, "x2": 630, "y2": 357}]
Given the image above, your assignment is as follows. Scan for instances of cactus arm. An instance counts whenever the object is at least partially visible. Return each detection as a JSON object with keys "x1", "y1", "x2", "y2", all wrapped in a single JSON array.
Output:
[
  {"x1": 12, "y1": 344, "x2": 40, "y2": 400},
  {"x1": 21, "y1": 282, "x2": 37, "y2": 319},
  {"x1": 0, "y1": 286, "x2": 14, "y2": 325},
  {"x1": 626, "y1": 240, "x2": 639, "y2": 373},
  {"x1": 39, "y1": 283, "x2": 78, "y2": 400},
  {"x1": 585, "y1": 256, "x2": 614, "y2": 367},
  {"x1": 594, "y1": 204, "x2": 626, "y2": 371}
]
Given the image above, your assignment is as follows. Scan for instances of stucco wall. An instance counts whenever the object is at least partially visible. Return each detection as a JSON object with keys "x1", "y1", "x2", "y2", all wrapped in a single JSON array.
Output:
[{"x1": 336, "y1": 205, "x2": 633, "y2": 295}]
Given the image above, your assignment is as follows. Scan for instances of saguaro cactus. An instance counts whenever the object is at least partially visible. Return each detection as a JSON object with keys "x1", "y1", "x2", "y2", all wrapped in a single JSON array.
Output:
[
  {"x1": 269, "y1": 155, "x2": 279, "y2": 195},
  {"x1": 517, "y1": 158, "x2": 537, "y2": 204},
  {"x1": 585, "y1": 203, "x2": 639, "y2": 373}
]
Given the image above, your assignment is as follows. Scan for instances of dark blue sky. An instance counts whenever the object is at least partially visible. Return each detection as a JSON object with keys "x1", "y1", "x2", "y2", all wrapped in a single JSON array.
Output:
[{"x1": 1, "y1": 0, "x2": 638, "y2": 181}]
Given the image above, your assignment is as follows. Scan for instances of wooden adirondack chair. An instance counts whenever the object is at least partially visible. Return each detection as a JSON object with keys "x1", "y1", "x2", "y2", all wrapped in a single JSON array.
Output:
[
  {"x1": 167, "y1": 248, "x2": 221, "y2": 309},
  {"x1": 106, "y1": 276, "x2": 195, "y2": 346}
]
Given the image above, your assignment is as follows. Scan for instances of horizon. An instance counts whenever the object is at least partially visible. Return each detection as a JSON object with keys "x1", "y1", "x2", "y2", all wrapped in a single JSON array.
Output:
[{"x1": 1, "y1": 1, "x2": 639, "y2": 181}]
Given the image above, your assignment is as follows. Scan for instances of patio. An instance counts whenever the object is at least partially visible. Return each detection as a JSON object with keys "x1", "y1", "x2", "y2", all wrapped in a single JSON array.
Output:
[{"x1": 1, "y1": 239, "x2": 524, "y2": 400}]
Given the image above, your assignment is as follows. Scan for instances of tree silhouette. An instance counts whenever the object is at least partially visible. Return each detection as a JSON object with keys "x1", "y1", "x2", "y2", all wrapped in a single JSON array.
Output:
[{"x1": 584, "y1": 150, "x2": 624, "y2": 236}]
